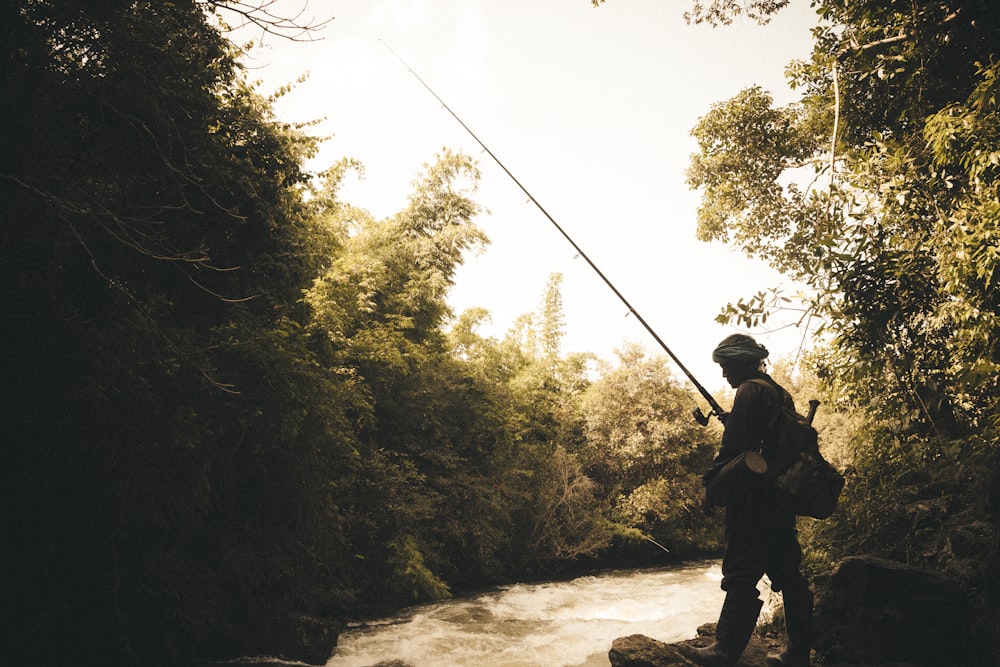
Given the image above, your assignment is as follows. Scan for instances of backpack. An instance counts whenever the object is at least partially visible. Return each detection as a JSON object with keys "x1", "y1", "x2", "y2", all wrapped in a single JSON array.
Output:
[{"x1": 750, "y1": 379, "x2": 845, "y2": 520}]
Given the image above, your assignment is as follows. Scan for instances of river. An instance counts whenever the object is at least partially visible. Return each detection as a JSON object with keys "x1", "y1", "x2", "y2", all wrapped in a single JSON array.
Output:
[{"x1": 324, "y1": 561, "x2": 774, "y2": 667}]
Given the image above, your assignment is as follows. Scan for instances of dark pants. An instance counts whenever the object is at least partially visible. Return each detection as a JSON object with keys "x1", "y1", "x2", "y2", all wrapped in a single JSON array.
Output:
[{"x1": 721, "y1": 485, "x2": 810, "y2": 598}]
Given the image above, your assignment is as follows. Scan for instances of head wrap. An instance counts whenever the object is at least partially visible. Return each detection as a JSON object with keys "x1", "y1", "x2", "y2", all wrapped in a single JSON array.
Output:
[{"x1": 711, "y1": 334, "x2": 769, "y2": 365}]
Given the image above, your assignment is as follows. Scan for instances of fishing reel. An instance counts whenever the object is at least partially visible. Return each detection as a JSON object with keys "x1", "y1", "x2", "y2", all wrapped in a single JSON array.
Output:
[{"x1": 692, "y1": 407, "x2": 727, "y2": 426}]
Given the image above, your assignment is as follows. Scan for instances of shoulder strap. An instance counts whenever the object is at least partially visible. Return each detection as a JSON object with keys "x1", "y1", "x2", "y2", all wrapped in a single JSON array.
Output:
[
  {"x1": 748, "y1": 377, "x2": 779, "y2": 397},
  {"x1": 747, "y1": 378, "x2": 787, "y2": 432},
  {"x1": 748, "y1": 378, "x2": 785, "y2": 410},
  {"x1": 748, "y1": 377, "x2": 796, "y2": 410}
]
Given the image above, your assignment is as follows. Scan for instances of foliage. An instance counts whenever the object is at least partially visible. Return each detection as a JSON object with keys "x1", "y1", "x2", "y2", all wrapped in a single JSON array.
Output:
[
  {"x1": 301, "y1": 150, "x2": 523, "y2": 598},
  {"x1": 2, "y1": 2, "x2": 523, "y2": 663},
  {"x1": 448, "y1": 275, "x2": 620, "y2": 573},
  {"x1": 591, "y1": 0, "x2": 790, "y2": 26},
  {"x1": 687, "y1": 0, "x2": 1000, "y2": 421},
  {"x1": 1, "y1": 2, "x2": 333, "y2": 664},
  {"x1": 683, "y1": 1, "x2": 1000, "y2": 639},
  {"x1": 8, "y1": 1, "x2": 923, "y2": 664},
  {"x1": 579, "y1": 344, "x2": 722, "y2": 557}
]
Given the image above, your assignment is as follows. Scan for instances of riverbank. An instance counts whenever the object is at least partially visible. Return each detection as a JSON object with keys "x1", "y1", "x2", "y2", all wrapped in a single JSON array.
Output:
[
  {"x1": 611, "y1": 632, "x2": 904, "y2": 667},
  {"x1": 193, "y1": 555, "x2": 996, "y2": 667},
  {"x1": 199, "y1": 562, "x2": 727, "y2": 667},
  {"x1": 610, "y1": 555, "x2": 996, "y2": 667}
]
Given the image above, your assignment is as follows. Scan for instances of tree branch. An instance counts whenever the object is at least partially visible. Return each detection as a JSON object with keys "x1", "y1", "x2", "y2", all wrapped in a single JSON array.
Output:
[
  {"x1": 835, "y1": 8, "x2": 962, "y2": 61},
  {"x1": 203, "y1": 0, "x2": 334, "y2": 43}
]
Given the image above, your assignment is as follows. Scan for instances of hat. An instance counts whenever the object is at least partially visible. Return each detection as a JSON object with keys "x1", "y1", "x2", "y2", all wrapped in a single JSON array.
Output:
[{"x1": 711, "y1": 334, "x2": 769, "y2": 365}]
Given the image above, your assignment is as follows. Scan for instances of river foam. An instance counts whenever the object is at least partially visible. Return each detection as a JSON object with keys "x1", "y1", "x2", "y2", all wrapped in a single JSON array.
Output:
[{"x1": 326, "y1": 561, "x2": 772, "y2": 667}]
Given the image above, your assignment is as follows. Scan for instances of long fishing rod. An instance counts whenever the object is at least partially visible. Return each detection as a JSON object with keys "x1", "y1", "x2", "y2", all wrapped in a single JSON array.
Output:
[{"x1": 381, "y1": 40, "x2": 725, "y2": 424}]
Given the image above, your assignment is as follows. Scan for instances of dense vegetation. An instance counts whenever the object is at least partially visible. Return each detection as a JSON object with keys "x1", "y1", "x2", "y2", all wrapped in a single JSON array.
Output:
[
  {"x1": 677, "y1": 0, "x2": 1000, "y2": 652},
  {"x1": 4, "y1": 0, "x2": 998, "y2": 665},
  {"x1": 2, "y1": 3, "x2": 716, "y2": 665}
]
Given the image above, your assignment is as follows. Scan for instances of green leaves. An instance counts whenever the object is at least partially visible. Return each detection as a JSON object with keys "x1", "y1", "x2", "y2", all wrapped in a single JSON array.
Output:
[
  {"x1": 577, "y1": 345, "x2": 719, "y2": 554},
  {"x1": 305, "y1": 150, "x2": 486, "y2": 356},
  {"x1": 680, "y1": 0, "x2": 791, "y2": 26},
  {"x1": 686, "y1": 0, "x2": 1000, "y2": 599},
  {"x1": 687, "y1": 86, "x2": 827, "y2": 277},
  {"x1": 688, "y1": 1, "x2": 1000, "y2": 424}
]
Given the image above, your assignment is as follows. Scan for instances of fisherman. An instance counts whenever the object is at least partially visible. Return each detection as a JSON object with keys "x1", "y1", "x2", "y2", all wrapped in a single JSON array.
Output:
[{"x1": 678, "y1": 334, "x2": 814, "y2": 667}]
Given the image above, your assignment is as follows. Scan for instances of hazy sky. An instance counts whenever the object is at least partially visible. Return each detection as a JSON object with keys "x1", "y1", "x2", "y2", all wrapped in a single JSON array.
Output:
[{"x1": 234, "y1": 0, "x2": 821, "y2": 392}]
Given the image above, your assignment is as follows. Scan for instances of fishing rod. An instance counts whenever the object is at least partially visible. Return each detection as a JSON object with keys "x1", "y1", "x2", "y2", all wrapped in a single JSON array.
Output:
[{"x1": 381, "y1": 40, "x2": 726, "y2": 425}]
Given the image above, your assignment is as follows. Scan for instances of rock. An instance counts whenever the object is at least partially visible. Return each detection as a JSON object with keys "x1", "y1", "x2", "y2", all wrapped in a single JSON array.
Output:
[
  {"x1": 609, "y1": 634, "x2": 685, "y2": 666},
  {"x1": 608, "y1": 631, "x2": 923, "y2": 667},
  {"x1": 188, "y1": 613, "x2": 342, "y2": 667},
  {"x1": 608, "y1": 626, "x2": 778, "y2": 667},
  {"x1": 813, "y1": 556, "x2": 977, "y2": 666},
  {"x1": 611, "y1": 555, "x2": 991, "y2": 667},
  {"x1": 270, "y1": 613, "x2": 342, "y2": 665}
]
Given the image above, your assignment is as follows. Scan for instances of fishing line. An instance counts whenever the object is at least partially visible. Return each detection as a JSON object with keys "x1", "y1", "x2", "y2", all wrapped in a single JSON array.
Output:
[{"x1": 380, "y1": 40, "x2": 725, "y2": 423}]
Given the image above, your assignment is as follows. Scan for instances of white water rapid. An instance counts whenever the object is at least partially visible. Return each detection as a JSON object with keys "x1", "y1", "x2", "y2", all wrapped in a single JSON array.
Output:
[{"x1": 325, "y1": 561, "x2": 774, "y2": 667}]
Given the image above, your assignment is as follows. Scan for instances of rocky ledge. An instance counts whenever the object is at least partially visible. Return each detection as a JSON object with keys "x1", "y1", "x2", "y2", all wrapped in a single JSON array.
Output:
[
  {"x1": 610, "y1": 632, "x2": 920, "y2": 667},
  {"x1": 610, "y1": 555, "x2": 992, "y2": 667}
]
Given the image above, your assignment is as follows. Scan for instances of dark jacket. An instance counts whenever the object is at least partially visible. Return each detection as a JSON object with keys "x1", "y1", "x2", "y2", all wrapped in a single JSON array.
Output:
[{"x1": 705, "y1": 372, "x2": 791, "y2": 485}]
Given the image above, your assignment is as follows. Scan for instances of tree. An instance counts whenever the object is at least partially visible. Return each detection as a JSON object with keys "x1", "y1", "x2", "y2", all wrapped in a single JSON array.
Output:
[
  {"x1": 1, "y1": 2, "x2": 346, "y2": 663},
  {"x1": 590, "y1": 0, "x2": 790, "y2": 26},
  {"x1": 686, "y1": 0, "x2": 1000, "y2": 427},
  {"x1": 302, "y1": 150, "x2": 586, "y2": 597},
  {"x1": 447, "y1": 275, "x2": 617, "y2": 572},
  {"x1": 683, "y1": 1, "x2": 1000, "y2": 638},
  {"x1": 579, "y1": 344, "x2": 720, "y2": 556}
]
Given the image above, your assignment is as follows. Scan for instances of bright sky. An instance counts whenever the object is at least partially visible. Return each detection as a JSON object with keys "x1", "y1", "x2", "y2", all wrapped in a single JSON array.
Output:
[{"x1": 236, "y1": 0, "x2": 821, "y2": 393}]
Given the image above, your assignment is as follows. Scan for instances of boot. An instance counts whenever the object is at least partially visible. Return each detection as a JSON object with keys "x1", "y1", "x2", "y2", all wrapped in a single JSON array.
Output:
[
  {"x1": 678, "y1": 592, "x2": 763, "y2": 667},
  {"x1": 766, "y1": 588, "x2": 813, "y2": 667}
]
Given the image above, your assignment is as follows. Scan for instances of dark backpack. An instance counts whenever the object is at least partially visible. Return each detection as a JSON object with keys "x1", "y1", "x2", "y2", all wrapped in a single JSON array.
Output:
[{"x1": 750, "y1": 379, "x2": 845, "y2": 519}]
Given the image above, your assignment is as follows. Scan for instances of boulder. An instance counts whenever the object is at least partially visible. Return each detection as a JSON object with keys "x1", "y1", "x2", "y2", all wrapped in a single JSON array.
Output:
[
  {"x1": 813, "y1": 556, "x2": 976, "y2": 666},
  {"x1": 610, "y1": 556, "x2": 988, "y2": 667},
  {"x1": 609, "y1": 624, "x2": 775, "y2": 667},
  {"x1": 608, "y1": 631, "x2": 919, "y2": 667},
  {"x1": 270, "y1": 613, "x2": 342, "y2": 665},
  {"x1": 609, "y1": 634, "x2": 686, "y2": 666}
]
